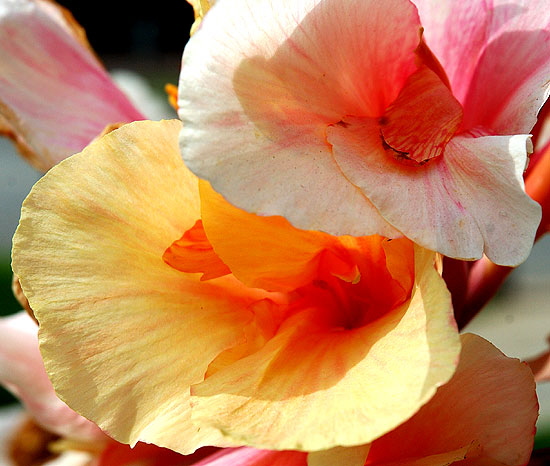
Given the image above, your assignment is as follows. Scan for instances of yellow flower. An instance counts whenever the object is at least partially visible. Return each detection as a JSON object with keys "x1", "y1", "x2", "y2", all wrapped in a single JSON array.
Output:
[{"x1": 12, "y1": 120, "x2": 460, "y2": 453}]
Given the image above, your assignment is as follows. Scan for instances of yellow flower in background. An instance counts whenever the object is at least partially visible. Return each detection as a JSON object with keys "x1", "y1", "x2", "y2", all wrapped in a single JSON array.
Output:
[{"x1": 12, "y1": 119, "x2": 460, "y2": 454}]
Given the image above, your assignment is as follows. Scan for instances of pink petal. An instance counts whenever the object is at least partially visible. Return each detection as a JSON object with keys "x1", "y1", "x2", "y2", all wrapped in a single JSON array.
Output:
[
  {"x1": 366, "y1": 334, "x2": 538, "y2": 466},
  {"x1": 327, "y1": 118, "x2": 540, "y2": 265},
  {"x1": 0, "y1": 0, "x2": 145, "y2": 171},
  {"x1": 179, "y1": 0, "x2": 425, "y2": 238},
  {"x1": 0, "y1": 312, "x2": 105, "y2": 441},
  {"x1": 526, "y1": 335, "x2": 550, "y2": 382},
  {"x1": 414, "y1": 0, "x2": 550, "y2": 134},
  {"x1": 193, "y1": 448, "x2": 306, "y2": 466},
  {"x1": 527, "y1": 349, "x2": 550, "y2": 382}
]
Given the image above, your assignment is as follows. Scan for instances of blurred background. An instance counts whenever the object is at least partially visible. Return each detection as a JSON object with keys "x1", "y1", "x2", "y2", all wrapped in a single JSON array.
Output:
[{"x1": 1, "y1": 0, "x2": 550, "y2": 456}]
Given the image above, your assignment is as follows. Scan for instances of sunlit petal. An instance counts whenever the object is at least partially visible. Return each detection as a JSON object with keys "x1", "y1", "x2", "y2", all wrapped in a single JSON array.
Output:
[
  {"x1": 0, "y1": 312, "x2": 104, "y2": 442},
  {"x1": 12, "y1": 120, "x2": 267, "y2": 453},
  {"x1": 327, "y1": 120, "x2": 540, "y2": 265},
  {"x1": 189, "y1": 246, "x2": 459, "y2": 450}
]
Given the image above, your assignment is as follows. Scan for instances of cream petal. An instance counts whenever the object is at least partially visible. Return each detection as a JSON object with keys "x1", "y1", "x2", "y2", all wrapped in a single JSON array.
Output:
[
  {"x1": 12, "y1": 120, "x2": 267, "y2": 453},
  {"x1": 327, "y1": 118, "x2": 540, "y2": 265},
  {"x1": 0, "y1": 0, "x2": 144, "y2": 171},
  {"x1": 0, "y1": 312, "x2": 105, "y2": 442}
]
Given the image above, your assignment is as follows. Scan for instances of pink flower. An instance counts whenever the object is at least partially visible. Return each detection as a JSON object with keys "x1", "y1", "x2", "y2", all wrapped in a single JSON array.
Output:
[
  {"x1": 0, "y1": 0, "x2": 145, "y2": 171},
  {"x1": 178, "y1": 0, "x2": 549, "y2": 266},
  {"x1": 0, "y1": 312, "x2": 104, "y2": 442}
]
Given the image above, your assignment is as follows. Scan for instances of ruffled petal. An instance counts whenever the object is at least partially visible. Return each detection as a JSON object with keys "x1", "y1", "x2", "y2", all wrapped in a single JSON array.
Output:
[
  {"x1": 414, "y1": 0, "x2": 550, "y2": 134},
  {"x1": 380, "y1": 66, "x2": 462, "y2": 164},
  {"x1": 0, "y1": 0, "x2": 144, "y2": 171},
  {"x1": 0, "y1": 312, "x2": 105, "y2": 442},
  {"x1": 327, "y1": 118, "x2": 540, "y2": 265},
  {"x1": 188, "y1": 246, "x2": 459, "y2": 451},
  {"x1": 179, "y1": 0, "x2": 425, "y2": 238},
  {"x1": 199, "y1": 181, "x2": 361, "y2": 292},
  {"x1": 366, "y1": 334, "x2": 538, "y2": 466},
  {"x1": 12, "y1": 120, "x2": 271, "y2": 454}
]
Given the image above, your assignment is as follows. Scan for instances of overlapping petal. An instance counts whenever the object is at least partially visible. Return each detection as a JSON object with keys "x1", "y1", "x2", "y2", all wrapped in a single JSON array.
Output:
[
  {"x1": 179, "y1": 0, "x2": 418, "y2": 238},
  {"x1": 188, "y1": 244, "x2": 458, "y2": 450},
  {"x1": 365, "y1": 334, "x2": 538, "y2": 466},
  {"x1": 189, "y1": 334, "x2": 536, "y2": 466},
  {"x1": 327, "y1": 120, "x2": 539, "y2": 263},
  {"x1": 13, "y1": 119, "x2": 460, "y2": 453},
  {"x1": 414, "y1": 0, "x2": 550, "y2": 135},
  {"x1": 178, "y1": 0, "x2": 543, "y2": 265},
  {"x1": 0, "y1": 0, "x2": 144, "y2": 171}
]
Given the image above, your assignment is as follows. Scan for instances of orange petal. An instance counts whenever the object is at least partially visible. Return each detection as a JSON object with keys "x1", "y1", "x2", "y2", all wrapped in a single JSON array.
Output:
[
  {"x1": 199, "y1": 181, "x2": 360, "y2": 292},
  {"x1": 163, "y1": 219, "x2": 231, "y2": 281},
  {"x1": 188, "y1": 246, "x2": 459, "y2": 451},
  {"x1": 380, "y1": 66, "x2": 463, "y2": 164}
]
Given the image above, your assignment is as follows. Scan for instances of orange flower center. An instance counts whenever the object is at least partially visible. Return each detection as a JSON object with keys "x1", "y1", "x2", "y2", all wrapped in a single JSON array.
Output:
[{"x1": 165, "y1": 222, "x2": 414, "y2": 332}]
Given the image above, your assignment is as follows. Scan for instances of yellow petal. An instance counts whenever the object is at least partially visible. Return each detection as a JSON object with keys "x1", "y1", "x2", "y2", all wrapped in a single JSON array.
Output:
[
  {"x1": 189, "y1": 245, "x2": 460, "y2": 451},
  {"x1": 12, "y1": 120, "x2": 272, "y2": 453}
]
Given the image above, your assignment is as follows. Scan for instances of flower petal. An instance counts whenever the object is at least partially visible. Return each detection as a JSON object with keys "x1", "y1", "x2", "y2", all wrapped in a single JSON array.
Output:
[
  {"x1": 12, "y1": 120, "x2": 270, "y2": 453},
  {"x1": 414, "y1": 0, "x2": 550, "y2": 134},
  {"x1": 96, "y1": 442, "x2": 219, "y2": 466},
  {"x1": 193, "y1": 448, "x2": 306, "y2": 466},
  {"x1": 188, "y1": 246, "x2": 459, "y2": 451},
  {"x1": 0, "y1": 0, "x2": 144, "y2": 171},
  {"x1": 0, "y1": 312, "x2": 104, "y2": 442},
  {"x1": 186, "y1": 0, "x2": 213, "y2": 35},
  {"x1": 178, "y1": 0, "x2": 426, "y2": 237},
  {"x1": 366, "y1": 334, "x2": 538, "y2": 466},
  {"x1": 327, "y1": 118, "x2": 540, "y2": 265},
  {"x1": 307, "y1": 445, "x2": 370, "y2": 466},
  {"x1": 199, "y1": 181, "x2": 361, "y2": 292},
  {"x1": 380, "y1": 65, "x2": 463, "y2": 164}
]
